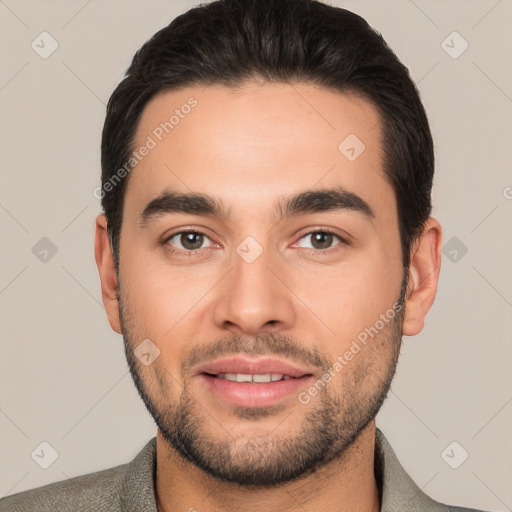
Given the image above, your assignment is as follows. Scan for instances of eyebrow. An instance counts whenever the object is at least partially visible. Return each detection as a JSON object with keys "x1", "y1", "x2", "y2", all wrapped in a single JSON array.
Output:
[{"x1": 139, "y1": 186, "x2": 375, "y2": 227}]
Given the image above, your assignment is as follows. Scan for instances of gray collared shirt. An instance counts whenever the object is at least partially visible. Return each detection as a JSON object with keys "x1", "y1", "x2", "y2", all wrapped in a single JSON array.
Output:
[{"x1": 0, "y1": 428, "x2": 487, "y2": 511}]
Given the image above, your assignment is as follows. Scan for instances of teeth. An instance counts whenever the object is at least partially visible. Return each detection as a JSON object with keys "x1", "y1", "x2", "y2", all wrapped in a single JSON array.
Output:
[
  {"x1": 253, "y1": 374, "x2": 271, "y2": 383},
  {"x1": 217, "y1": 373, "x2": 290, "y2": 383}
]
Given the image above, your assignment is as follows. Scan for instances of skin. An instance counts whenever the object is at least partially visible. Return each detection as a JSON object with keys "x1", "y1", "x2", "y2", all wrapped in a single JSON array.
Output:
[{"x1": 95, "y1": 82, "x2": 442, "y2": 512}]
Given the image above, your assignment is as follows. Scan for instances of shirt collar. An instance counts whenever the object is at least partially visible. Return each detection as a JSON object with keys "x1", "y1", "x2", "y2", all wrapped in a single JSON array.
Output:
[{"x1": 121, "y1": 428, "x2": 437, "y2": 511}]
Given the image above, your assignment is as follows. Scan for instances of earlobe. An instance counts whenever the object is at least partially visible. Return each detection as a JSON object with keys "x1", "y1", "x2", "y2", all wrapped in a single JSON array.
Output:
[
  {"x1": 402, "y1": 217, "x2": 442, "y2": 336},
  {"x1": 94, "y1": 214, "x2": 122, "y2": 333}
]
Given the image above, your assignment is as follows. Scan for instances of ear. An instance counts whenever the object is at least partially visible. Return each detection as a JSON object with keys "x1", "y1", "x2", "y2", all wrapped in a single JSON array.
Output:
[
  {"x1": 94, "y1": 214, "x2": 122, "y2": 334},
  {"x1": 402, "y1": 217, "x2": 442, "y2": 336}
]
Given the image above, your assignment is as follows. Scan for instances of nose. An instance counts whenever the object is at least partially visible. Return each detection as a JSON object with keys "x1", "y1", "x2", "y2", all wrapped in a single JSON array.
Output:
[{"x1": 212, "y1": 241, "x2": 296, "y2": 336}]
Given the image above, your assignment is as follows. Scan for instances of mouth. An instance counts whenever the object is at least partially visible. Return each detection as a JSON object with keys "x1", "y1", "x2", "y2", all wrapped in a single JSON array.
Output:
[
  {"x1": 195, "y1": 356, "x2": 315, "y2": 408},
  {"x1": 206, "y1": 372, "x2": 297, "y2": 382},
  {"x1": 195, "y1": 355, "x2": 313, "y2": 378}
]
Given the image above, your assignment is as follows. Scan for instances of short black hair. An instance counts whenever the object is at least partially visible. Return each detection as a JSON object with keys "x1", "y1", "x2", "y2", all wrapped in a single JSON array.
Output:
[{"x1": 101, "y1": 0, "x2": 434, "y2": 271}]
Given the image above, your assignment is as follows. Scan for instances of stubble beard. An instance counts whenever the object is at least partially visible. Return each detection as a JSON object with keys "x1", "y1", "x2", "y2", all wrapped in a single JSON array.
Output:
[{"x1": 119, "y1": 281, "x2": 406, "y2": 487}]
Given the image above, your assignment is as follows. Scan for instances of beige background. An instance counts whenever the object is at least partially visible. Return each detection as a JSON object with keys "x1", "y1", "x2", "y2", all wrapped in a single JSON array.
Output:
[{"x1": 1, "y1": 0, "x2": 511, "y2": 510}]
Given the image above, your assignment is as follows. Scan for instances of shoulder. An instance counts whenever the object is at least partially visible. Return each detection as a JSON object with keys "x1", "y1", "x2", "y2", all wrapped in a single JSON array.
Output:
[
  {"x1": 0, "y1": 438, "x2": 157, "y2": 512},
  {"x1": 375, "y1": 428, "x2": 491, "y2": 512},
  {"x1": 442, "y1": 505, "x2": 492, "y2": 512},
  {"x1": 0, "y1": 463, "x2": 128, "y2": 512}
]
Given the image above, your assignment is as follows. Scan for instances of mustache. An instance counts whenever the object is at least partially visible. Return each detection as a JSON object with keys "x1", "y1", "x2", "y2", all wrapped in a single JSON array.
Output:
[{"x1": 181, "y1": 332, "x2": 329, "y2": 376}]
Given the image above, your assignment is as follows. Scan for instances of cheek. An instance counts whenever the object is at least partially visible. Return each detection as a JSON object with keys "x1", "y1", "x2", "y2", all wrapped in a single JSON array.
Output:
[
  {"x1": 119, "y1": 223, "x2": 230, "y2": 371},
  {"x1": 119, "y1": 248, "x2": 219, "y2": 351},
  {"x1": 119, "y1": 264, "x2": 188, "y2": 386},
  {"x1": 293, "y1": 253, "x2": 401, "y2": 345}
]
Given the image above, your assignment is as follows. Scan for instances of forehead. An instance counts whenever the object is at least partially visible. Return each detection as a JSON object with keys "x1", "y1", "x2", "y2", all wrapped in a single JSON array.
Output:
[{"x1": 124, "y1": 82, "x2": 395, "y2": 224}]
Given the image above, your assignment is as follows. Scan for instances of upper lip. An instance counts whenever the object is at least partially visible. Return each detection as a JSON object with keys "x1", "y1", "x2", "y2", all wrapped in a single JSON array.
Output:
[{"x1": 195, "y1": 356, "x2": 314, "y2": 378}]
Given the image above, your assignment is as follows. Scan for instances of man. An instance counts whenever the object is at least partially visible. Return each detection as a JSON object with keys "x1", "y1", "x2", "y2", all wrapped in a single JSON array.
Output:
[{"x1": 0, "y1": 0, "x2": 490, "y2": 511}]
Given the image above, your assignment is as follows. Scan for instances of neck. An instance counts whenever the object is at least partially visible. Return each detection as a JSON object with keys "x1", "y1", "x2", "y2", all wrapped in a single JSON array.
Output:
[{"x1": 155, "y1": 421, "x2": 380, "y2": 512}]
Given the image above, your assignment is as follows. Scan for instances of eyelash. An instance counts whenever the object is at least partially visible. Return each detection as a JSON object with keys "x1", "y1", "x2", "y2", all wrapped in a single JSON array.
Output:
[{"x1": 162, "y1": 229, "x2": 348, "y2": 256}]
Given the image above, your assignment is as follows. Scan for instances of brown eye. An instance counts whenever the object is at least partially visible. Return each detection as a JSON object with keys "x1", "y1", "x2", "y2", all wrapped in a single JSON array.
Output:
[
  {"x1": 296, "y1": 231, "x2": 343, "y2": 251},
  {"x1": 166, "y1": 231, "x2": 212, "y2": 251},
  {"x1": 310, "y1": 232, "x2": 333, "y2": 250},
  {"x1": 181, "y1": 232, "x2": 204, "y2": 250}
]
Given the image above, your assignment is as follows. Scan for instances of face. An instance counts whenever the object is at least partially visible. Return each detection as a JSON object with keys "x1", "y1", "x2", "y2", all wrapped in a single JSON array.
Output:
[{"x1": 110, "y1": 82, "x2": 408, "y2": 486}]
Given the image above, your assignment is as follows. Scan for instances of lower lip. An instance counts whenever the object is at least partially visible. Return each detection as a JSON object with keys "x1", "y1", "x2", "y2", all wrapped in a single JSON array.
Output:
[{"x1": 198, "y1": 374, "x2": 314, "y2": 408}]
